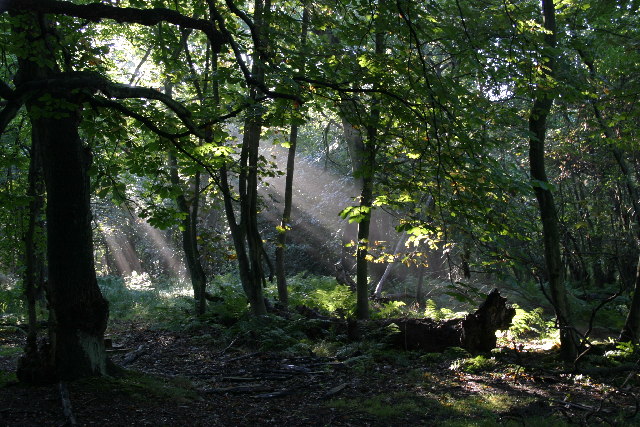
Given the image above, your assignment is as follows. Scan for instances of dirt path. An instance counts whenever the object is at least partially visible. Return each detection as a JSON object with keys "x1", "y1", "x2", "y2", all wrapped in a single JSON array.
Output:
[{"x1": 1, "y1": 323, "x2": 638, "y2": 426}]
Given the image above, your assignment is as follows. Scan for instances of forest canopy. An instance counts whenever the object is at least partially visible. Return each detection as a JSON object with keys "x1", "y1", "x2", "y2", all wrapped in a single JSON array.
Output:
[{"x1": 0, "y1": 1, "x2": 639, "y2": 418}]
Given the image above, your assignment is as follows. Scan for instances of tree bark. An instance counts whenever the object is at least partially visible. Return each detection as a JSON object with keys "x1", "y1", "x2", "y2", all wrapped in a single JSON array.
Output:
[
  {"x1": 29, "y1": 109, "x2": 109, "y2": 381},
  {"x1": 12, "y1": 9, "x2": 109, "y2": 382},
  {"x1": 353, "y1": 17, "x2": 385, "y2": 320},
  {"x1": 219, "y1": 0, "x2": 271, "y2": 316},
  {"x1": 528, "y1": 0, "x2": 578, "y2": 361}
]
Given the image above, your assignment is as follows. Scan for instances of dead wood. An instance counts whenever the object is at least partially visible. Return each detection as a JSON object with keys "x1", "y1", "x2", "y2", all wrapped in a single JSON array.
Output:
[{"x1": 385, "y1": 288, "x2": 515, "y2": 353}]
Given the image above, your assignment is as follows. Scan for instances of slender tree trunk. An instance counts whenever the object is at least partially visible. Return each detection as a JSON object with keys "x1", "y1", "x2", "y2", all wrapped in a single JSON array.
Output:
[
  {"x1": 528, "y1": 0, "x2": 578, "y2": 361},
  {"x1": 355, "y1": 164, "x2": 374, "y2": 319},
  {"x1": 169, "y1": 153, "x2": 207, "y2": 315},
  {"x1": 165, "y1": 80, "x2": 208, "y2": 315},
  {"x1": 416, "y1": 265, "x2": 426, "y2": 309},
  {"x1": 274, "y1": 122, "x2": 297, "y2": 307},
  {"x1": 620, "y1": 256, "x2": 640, "y2": 342},
  {"x1": 219, "y1": 0, "x2": 271, "y2": 316},
  {"x1": 354, "y1": 29, "x2": 384, "y2": 320},
  {"x1": 275, "y1": 6, "x2": 309, "y2": 308}
]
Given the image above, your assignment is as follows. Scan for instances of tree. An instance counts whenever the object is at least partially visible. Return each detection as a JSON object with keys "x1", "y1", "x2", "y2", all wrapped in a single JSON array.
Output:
[
  {"x1": 527, "y1": 0, "x2": 579, "y2": 361},
  {"x1": 2, "y1": 0, "x2": 226, "y2": 381}
]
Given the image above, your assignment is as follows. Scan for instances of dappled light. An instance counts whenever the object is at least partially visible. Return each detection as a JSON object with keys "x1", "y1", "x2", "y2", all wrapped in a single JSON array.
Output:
[{"x1": 1, "y1": 0, "x2": 639, "y2": 425}]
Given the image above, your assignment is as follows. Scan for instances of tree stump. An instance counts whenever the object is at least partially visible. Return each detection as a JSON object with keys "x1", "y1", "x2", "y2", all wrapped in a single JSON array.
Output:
[{"x1": 388, "y1": 289, "x2": 515, "y2": 353}]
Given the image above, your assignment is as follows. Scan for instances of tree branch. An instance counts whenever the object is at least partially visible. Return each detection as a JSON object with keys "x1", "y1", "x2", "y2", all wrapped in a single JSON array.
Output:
[
  {"x1": 0, "y1": 79, "x2": 15, "y2": 100},
  {"x1": 13, "y1": 71, "x2": 207, "y2": 139},
  {"x1": 0, "y1": 101, "x2": 22, "y2": 136},
  {"x1": 3, "y1": 0, "x2": 227, "y2": 52},
  {"x1": 206, "y1": 0, "x2": 302, "y2": 104}
]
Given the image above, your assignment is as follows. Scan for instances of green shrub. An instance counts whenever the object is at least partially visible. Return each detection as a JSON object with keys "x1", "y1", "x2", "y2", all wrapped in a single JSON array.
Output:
[
  {"x1": 0, "y1": 277, "x2": 26, "y2": 324},
  {"x1": 508, "y1": 305, "x2": 555, "y2": 340},
  {"x1": 424, "y1": 299, "x2": 465, "y2": 321},
  {"x1": 288, "y1": 274, "x2": 355, "y2": 316},
  {"x1": 449, "y1": 355, "x2": 497, "y2": 374},
  {"x1": 371, "y1": 300, "x2": 407, "y2": 319}
]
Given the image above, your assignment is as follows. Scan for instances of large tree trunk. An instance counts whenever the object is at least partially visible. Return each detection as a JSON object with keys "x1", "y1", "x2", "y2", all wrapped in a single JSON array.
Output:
[
  {"x1": 528, "y1": 0, "x2": 578, "y2": 362},
  {"x1": 17, "y1": 110, "x2": 109, "y2": 383},
  {"x1": 13, "y1": 10, "x2": 109, "y2": 383}
]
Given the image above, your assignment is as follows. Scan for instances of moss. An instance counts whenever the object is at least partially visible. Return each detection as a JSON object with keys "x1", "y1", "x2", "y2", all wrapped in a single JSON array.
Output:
[{"x1": 77, "y1": 370, "x2": 199, "y2": 403}]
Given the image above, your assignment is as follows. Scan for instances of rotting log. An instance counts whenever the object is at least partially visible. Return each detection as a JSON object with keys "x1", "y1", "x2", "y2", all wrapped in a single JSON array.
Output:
[
  {"x1": 387, "y1": 288, "x2": 515, "y2": 353},
  {"x1": 292, "y1": 289, "x2": 515, "y2": 353}
]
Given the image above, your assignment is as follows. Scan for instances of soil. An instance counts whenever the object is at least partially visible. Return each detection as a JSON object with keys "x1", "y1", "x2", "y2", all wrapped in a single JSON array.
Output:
[{"x1": 0, "y1": 322, "x2": 638, "y2": 426}]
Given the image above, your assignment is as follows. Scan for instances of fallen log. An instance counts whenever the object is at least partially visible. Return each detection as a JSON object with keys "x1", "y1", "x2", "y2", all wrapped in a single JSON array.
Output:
[{"x1": 386, "y1": 288, "x2": 515, "y2": 353}]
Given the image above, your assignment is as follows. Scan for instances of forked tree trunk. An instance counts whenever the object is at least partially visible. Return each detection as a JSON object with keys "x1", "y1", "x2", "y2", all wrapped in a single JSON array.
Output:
[{"x1": 170, "y1": 153, "x2": 208, "y2": 315}]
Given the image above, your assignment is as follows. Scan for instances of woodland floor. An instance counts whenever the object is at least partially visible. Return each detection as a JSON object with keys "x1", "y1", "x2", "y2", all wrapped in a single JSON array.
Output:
[{"x1": 1, "y1": 321, "x2": 639, "y2": 426}]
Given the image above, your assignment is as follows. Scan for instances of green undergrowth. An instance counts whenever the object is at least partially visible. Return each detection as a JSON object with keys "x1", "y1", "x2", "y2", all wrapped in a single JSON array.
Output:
[
  {"x1": 0, "y1": 278, "x2": 27, "y2": 324},
  {"x1": 0, "y1": 369, "x2": 17, "y2": 387},
  {"x1": 77, "y1": 370, "x2": 199, "y2": 403}
]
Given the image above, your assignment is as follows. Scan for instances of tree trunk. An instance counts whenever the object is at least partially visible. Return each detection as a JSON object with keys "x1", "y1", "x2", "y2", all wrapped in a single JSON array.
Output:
[
  {"x1": 275, "y1": 123, "x2": 297, "y2": 308},
  {"x1": 620, "y1": 256, "x2": 640, "y2": 342},
  {"x1": 13, "y1": 10, "x2": 108, "y2": 383},
  {"x1": 528, "y1": 0, "x2": 578, "y2": 361},
  {"x1": 580, "y1": 52, "x2": 640, "y2": 343},
  {"x1": 373, "y1": 232, "x2": 407, "y2": 297},
  {"x1": 169, "y1": 153, "x2": 208, "y2": 315},
  {"x1": 353, "y1": 19, "x2": 385, "y2": 320},
  {"x1": 219, "y1": 0, "x2": 271, "y2": 316},
  {"x1": 275, "y1": 5, "x2": 309, "y2": 308},
  {"x1": 165, "y1": 77, "x2": 208, "y2": 316},
  {"x1": 415, "y1": 265, "x2": 426, "y2": 309}
]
